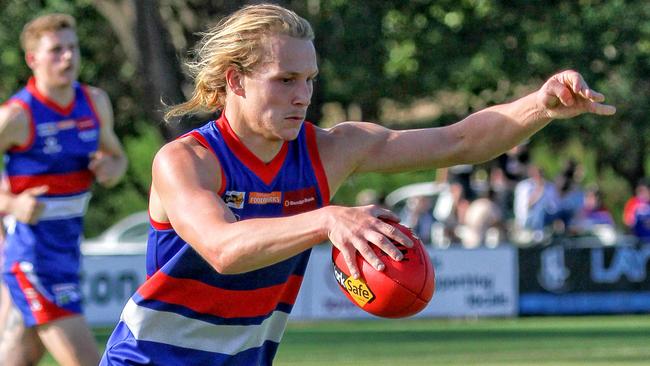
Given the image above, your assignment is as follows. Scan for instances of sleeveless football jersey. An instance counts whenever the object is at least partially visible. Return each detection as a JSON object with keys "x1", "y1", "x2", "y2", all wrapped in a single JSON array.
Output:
[
  {"x1": 102, "y1": 114, "x2": 329, "y2": 365},
  {"x1": 2, "y1": 77, "x2": 100, "y2": 326}
]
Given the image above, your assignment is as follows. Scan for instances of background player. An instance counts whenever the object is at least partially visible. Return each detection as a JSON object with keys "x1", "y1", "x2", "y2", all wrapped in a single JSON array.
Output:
[{"x1": 0, "y1": 13, "x2": 127, "y2": 366}]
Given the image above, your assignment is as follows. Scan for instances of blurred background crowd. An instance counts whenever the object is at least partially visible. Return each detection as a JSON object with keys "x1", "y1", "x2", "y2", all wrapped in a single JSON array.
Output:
[{"x1": 361, "y1": 142, "x2": 650, "y2": 249}]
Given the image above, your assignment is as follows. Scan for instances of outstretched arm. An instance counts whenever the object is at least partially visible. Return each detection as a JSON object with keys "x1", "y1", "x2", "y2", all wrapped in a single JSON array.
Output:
[{"x1": 319, "y1": 70, "x2": 615, "y2": 184}]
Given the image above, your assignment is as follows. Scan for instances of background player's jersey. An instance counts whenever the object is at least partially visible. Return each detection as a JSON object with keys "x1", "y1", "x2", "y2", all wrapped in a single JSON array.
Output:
[
  {"x1": 2, "y1": 77, "x2": 100, "y2": 325},
  {"x1": 4, "y1": 77, "x2": 100, "y2": 272},
  {"x1": 103, "y1": 115, "x2": 329, "y2": 365}
]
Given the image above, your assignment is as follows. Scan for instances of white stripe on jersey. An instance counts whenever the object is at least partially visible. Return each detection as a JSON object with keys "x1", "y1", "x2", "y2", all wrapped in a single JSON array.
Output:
[
  {"x1": 39, "y1": 193, "x2": 91, "y2": 220},
  {"x1": 121, "y1": 299, "x2": 289, "y2": 355}
]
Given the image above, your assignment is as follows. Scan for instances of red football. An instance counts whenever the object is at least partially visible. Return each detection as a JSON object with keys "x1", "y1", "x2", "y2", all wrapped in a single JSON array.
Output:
[{"x1": 331, "y1": 220, "x2": 435, "y2": 318}]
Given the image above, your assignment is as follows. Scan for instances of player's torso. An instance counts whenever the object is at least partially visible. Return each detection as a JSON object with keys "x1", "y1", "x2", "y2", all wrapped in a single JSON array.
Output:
[
  {"x1": 130, "y1": 116, "x2": 329, "y2": 364},
  {"x1": 3, "y1": 78, "x2": 101, "y2": 272}
]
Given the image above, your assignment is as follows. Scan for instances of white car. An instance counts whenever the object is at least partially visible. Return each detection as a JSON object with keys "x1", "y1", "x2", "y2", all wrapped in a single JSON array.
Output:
[{"x1": 81, "y1": 211, "x2": 149, "y2": 256}]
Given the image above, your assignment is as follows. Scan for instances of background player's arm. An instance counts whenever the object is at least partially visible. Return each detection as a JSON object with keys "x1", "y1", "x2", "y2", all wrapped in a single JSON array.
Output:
[
  {"x1": 87, "y1": 87, "x2": 127, "y2": 187},
  {"x1": 318, "y1": 70, "x2": 615, "y2": 191},
  {"x1": 0, "y1": 103, "x2": 46, "y2": 223},
  {"x1": 151, "y1": 137, "x2": 411, "y2": 277}
]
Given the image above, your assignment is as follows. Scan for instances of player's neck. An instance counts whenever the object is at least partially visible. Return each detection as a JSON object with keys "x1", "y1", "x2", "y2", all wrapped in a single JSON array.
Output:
[
  {"x1": 224, "y1": 109, "x2": 284, "y2": 164},
  {"x1": 33, "y1": 77, "x2": 75, "y2": 107}
]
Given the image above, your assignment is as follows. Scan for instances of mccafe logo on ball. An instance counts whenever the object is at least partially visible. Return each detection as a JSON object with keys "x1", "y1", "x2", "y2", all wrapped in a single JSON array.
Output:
[{"x1": 333, "y1": 264, "x2": 375, "y2": 306}]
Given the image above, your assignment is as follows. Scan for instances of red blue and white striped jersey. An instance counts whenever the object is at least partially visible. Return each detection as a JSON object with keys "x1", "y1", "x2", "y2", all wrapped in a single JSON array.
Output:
[
  {"x1": 3, "y1": 77, "x2": 100, "y2": 278},
  {"x1": 102, "y1": 114, "x2": 329, "y2": 365}
]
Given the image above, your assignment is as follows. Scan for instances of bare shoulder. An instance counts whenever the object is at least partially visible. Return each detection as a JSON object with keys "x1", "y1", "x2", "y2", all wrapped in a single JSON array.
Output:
[
  {"x1": 84, "y1": 85, "x2": 113, "y2": 122},
  {"x1": 153, "y1": 135, "x2": 221, "y2": 183},
  {"x1": 314, "y1": 121, "x2": 391, "y2": 160},
  {"x1": 0, "y1": 102, "x2": 30, "y2": 150}
]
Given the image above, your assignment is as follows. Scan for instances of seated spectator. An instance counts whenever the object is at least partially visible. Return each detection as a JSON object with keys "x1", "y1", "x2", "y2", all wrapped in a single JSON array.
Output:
[
  {"x1": 433, "y1": 181, "x2": 470, "y2": 246},
  {"x1": 570, "y1": 185, "x2": 615, "y2": 235},
  {"x1": 552, "y1": 159, "x2": 585, "y2": 233},
  {"x1": 623, "y1": 178, "x2": 650, "y2": 229},
  {"x1": 399, "y1": 195, "x2": 435, "y2": 244},
  {"x1": 513, "y1": 164, "x2": 559, "y2": 241},
  {"x1": 632, "y1": 201, "x2": 650, "y2": 241},
  {"x1": 459, "y1": 189, "x2": 504, "y2": 249}
]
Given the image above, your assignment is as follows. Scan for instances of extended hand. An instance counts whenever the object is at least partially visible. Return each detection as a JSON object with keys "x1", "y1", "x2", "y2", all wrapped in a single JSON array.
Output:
[
  {"x1": 325, "y1": 205, "x2": 414, "y2": 279},
  {"x1": 537, "y1": 70, "x2": 616, "y2": 119}
]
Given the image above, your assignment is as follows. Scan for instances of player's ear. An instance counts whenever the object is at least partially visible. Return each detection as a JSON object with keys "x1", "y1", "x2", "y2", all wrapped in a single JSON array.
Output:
[
  {"x1": 225, "y1": 66, "x2": 245, "y2": 97},
  {"x1": 25, "y1": 52, "x2": 37, "y2": 70}
]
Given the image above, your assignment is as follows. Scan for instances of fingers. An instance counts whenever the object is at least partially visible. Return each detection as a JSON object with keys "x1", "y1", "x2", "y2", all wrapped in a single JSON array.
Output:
[
  {"x1": 542, "y1": 70, "x2": 616, "y2": 117},
  {"x1": 23, "y1": 185, "x2": 49, "y2": 197}
]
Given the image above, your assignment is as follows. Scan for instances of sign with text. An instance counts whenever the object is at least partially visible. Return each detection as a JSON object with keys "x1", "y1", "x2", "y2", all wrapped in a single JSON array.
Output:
[{"x1": 292, "y1": 246, "x2": 518, "y2": 319}]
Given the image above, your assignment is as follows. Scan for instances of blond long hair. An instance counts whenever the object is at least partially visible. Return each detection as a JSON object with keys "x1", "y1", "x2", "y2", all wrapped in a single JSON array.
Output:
[{"x1": 165, "y1": 4, "x2": 314, "y2": 122}]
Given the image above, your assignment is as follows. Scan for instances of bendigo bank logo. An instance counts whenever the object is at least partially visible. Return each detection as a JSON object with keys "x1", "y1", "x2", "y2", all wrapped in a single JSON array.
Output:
[
  {"x1": 283, "y1": 187, "x2": 318, "y2": 215},
  {"x1": 224, "y1": 191, "x2": 246, "y2": 209},
  {"x1": 333, "y1": 263, "x2": 375, "y2": 307}
]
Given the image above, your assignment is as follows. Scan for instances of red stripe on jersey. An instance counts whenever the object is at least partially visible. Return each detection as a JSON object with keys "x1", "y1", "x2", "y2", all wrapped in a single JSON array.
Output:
[
  {"x1": 186, "y1": 130, "x2": 228, "y2": 196},
  {"x1": 8, "y1": 170, "x2": 93, "y2": 194},
  {"x1": 26, "y1": 77, "x2": 75, "y2": 116},
  {"x1": 150, "y1": 216, "x2": 172, "y2": 230},
  {"x1": 139, "y1": 271, "x2": 304, "y2": 318},
  {"x1": 11, "y1": 263, "x2": 75, "y2": 325},
  {"x1": 7, "y1": 99, "x2": 36, "y2": 153},
  {"x1": 216, "y1": 115, "x2": 288, "y2": 186},
  {"x1": 304, "y1": 122, "x2": 330, "y2": 205}
]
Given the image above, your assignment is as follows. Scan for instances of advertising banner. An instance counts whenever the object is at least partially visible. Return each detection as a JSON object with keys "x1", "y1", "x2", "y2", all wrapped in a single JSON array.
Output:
[
  {"x1": 293, "y1": 245, "x2": 518, "y2": 319},
  {"x1": 519, "y1": 240, "x2": 650, "y2": 314},
  {"x1": 81, "y1": 255, "x2": 146, "y2": 326}
]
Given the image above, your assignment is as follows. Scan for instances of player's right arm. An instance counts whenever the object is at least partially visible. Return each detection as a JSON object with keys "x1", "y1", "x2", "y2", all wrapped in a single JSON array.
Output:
[
  {"x1": 149, "y1": 136, "x2": 411, "y2": 278},
  {"x1": 0, "y1": 103, "x2": 46, "y2": 224}
]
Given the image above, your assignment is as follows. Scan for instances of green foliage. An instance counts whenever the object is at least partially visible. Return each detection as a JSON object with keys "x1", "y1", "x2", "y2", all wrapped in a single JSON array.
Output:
[{"x1": 2, "y1": 0, "x2": 650, "y2": 233}]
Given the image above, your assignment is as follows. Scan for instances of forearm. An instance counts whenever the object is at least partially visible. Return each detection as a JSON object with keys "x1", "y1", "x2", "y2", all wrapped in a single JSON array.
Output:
[
  {"x1": 450, "y1": 92, "x2": 551, "y2": 164},
  {"x1": 189, "y1": 207, "x2": 331, "y2": 274}
]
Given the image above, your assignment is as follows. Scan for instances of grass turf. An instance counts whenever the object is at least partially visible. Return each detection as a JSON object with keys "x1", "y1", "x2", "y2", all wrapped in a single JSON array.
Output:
[{"x1": 39, "y1": 315, "x2": 650, "y2": 365}]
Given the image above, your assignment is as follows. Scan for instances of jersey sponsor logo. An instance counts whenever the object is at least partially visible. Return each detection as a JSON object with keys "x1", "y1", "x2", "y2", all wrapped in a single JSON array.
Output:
[
  {"x1": 78, "y1": 129, "x2": 98, "y2": 142},
  {"x1": 224, "y1": 191, "x2": 246, "y2": 209},
  {"x1": 248, "y1": 191, "x2": 281, "y2": 205},
  {"x1": 57, "y1": 119, "x2": 76, "y2": 130},
  {"x1": 42, "y1": 136, "x2": 62, "y2": 154},
  {"x1": 76, "y1": 117, "x2": 96, "y2": 130},
  {"x1": 36, "y1": 122, "x2": 58, "y2": 137},
  {"x1": 283, "y1": 187, "x2": 318, "y2": 215}
]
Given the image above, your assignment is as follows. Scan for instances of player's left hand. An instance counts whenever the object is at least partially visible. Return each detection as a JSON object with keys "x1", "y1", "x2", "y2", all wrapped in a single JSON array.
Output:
[
  {"x1": 89, "y1": 151, "x2": 126, "y2": 187},
  {"x1": 537, "y1": 70, "x2": 616, "y2": 119}
]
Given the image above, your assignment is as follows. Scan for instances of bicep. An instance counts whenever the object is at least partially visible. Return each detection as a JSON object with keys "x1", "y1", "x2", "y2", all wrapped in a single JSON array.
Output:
[
  {"x1": 152, "y1": 141, "x2": 235, "y2": 247},
  {"x1": 320, "y1": 122, "x2": 460, "y2": 178}
]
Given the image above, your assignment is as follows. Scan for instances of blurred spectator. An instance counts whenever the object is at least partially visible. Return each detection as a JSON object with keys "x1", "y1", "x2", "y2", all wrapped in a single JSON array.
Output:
[
  {"x1": 433, "y1": 181, "x2": 470, "y2": 246},
  {"x1": 622, "y1": 178, "x2": 650, "y2": 229},
  {"x1": 399, "y1": 195, "x2": 434, "y2": 244},
  {"x1": 459, "y1": 189, "x2": 504, "y2": 249},
  {"x1": 632, "y1": 200, "x2": 650, "y2": 241},
  {"x1": 437, "y1": 165, "x2": 476, "y2": 201},
  {"x1": 513, "y1": 164, "x2": 558, "y2": 239},
  {"x1": 498, "y1": 143, "x2": 530, "y2": 184},
  {"x1": 552, "y1": 159, "x2": 585, "y2": 233},
  {"x1": 571, "y1": 185, "x2": 615, "y2": 235}
]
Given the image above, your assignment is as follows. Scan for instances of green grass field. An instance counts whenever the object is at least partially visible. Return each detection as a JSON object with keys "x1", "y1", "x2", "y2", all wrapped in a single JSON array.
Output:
[{"x1": 39, "y1": 315, "x2": 650, "y2": 365}]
